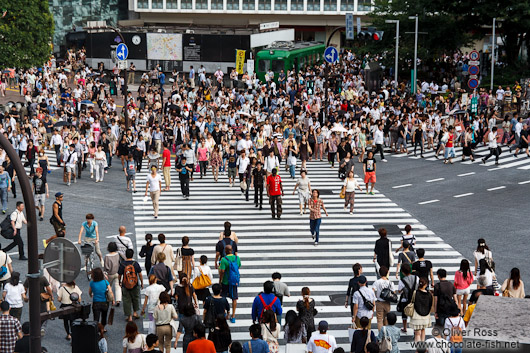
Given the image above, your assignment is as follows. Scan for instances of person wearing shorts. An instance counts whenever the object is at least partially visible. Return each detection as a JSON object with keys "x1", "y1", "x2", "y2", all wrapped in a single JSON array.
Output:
[
  {"x1": 32, "y1": 167, "x2": 48, "y2": 221},
  {"x1": 218, "y1": 245, "x2": 240, "y2": 323},
  {"x1": 227, "y1": 146, "x2": 238, "y2": 187},
  {"x1": 363, "y1": 151, "x2": 377, "y2": 195},
  {"x1": 124, "y1": 154, "x2": 137, "y2": 192}
]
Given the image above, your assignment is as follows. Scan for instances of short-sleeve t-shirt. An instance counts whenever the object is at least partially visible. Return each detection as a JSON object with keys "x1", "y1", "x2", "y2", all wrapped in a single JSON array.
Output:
[
  {"x1": 33, "y1": 175, "x2": 46, "y2": 194},
  {"x1": 118, "y1": 260, "x2": 142, "y2": 288},
  {"x1": 219, "y1": 255, "x2": 241, "y2": 285},
  {"x1": 398, "y1": 250, "x2": 416, "y2": 265},
  {"x1": 147, "y1": 173, "x2": 162, "y2": 192},
  {"x1": 266, "y1": 175, "x2": 282, "y2": 196},
  {"x1": 162, "y1": 149, "x2": 171, "y2": 167},
  {"x1": 412, "y1": 260, "x2": 433, "y2": 280},
  {"x1": 204, "y1": 296, "x2": 231, "y2": 317},
  {"x1": 89, "y1": 280, "x2": 110, "y2": 303},
  {"x1": 82, "y1": 220, "x2": 98, "y2": 239},
  {"x1": 126, "y1": 160, "x2": 136, "y2": 175},
  {"x1": 364, "y1": 158, "x2": 376, "y2": 172}
]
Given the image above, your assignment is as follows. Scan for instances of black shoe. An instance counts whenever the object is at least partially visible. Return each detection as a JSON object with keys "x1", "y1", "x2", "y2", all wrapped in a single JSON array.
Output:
[
  {"x1": 259, "y1": 206, "x2": 262, "y2": 210},
  {"x1": 19, "y1": 256, "x2": 28, "y2": 261},
  {"x1": 39, "y1": 217, "x2": 43, "y2": 221},
  {"x1": 277, "y1": 216, "x2": 281, "y2": 220},
  {"x1": 255, "y1": 204, "x2": 258, "y2": 207},
  {"x1": 272, "y1": 215, "x2": 275, "y2": 219}
]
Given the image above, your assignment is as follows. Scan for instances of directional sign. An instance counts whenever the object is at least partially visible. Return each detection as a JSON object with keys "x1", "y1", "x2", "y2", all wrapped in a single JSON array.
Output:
[
  {"x1": 468, "y1": 65, "x2": 479, "y2": 76},
  {"x1": 345, "y1": 14, "x2": 354, "y2": 40},
  {"x1": 469, "y1": 50, "x2": 480, "y2": 61},
  {"x1": 116, "y1": 43, "x2": 128, "y2": 61},
  {"x1": 468, "y1": 78, "x2": 479, "y2": 89},
  {"x1": 324, "y1": 46, "x2": 339, "y2": 64}
]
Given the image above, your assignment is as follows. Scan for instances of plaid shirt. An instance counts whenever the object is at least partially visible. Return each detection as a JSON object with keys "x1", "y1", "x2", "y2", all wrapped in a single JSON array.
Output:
[
  {"x1": 309, "y1": 198, "x2": 324, "y2": 220},
  {"x1": 0, "y1": 314, "x2": 22, "y2": 353}
]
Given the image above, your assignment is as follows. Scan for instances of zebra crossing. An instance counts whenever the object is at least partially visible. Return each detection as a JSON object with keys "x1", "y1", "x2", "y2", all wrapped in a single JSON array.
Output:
[
  {"x1": 132, "y1": 160, "x2": 467, "y2": 352},
  {"x1": 392, "y1": 144, "x2": 530, "y2": 171},
  {"x1": 21, "y1": 148, "x2": 61, "y2": 175}
]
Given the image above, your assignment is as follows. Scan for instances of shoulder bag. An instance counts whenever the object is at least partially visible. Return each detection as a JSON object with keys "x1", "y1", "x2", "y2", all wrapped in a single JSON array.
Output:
[
  {"x1": 502, "y1": 279, "x2": 511, "y2": 297},
  {"x1": 192, "y1": 267, "x2": 212, "y2": 290},
  {"x1": 388, "y1": 240, "x2": 394, "y2": 267},
  {"x1": 379, "y1": 326, "x2": 393, "y2": 352},
  {"x1": 174, "y1": 247, "x2": 183, "y2": 272},
  {"x1": 403, "y1": 290, "x2": 417, "y2": 317}
]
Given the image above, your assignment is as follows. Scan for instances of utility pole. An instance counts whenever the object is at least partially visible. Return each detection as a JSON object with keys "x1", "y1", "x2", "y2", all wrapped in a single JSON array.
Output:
[
  {"x1": 409, "y1": 15, "x2": 418, "y2": 94},
  {"x1": 385, "y1": 19, "x2": 399, "y2": 86},
  {"x1": 490, "y1": 17, "x2": 496, "y2": 91}
]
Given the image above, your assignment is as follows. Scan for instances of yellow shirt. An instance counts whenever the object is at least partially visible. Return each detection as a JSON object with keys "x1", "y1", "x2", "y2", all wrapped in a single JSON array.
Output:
[{"x1": 463, "y1": 304, "x2": 476, "y2": 324}]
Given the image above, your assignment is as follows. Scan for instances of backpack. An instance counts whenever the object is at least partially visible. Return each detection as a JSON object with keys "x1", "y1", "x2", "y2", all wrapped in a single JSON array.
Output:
[
  {"x1": 449, "y1": 317, "x2": 463, "y2": 343},
  {"x1": 226, "y1": 256, "x2": 240, "y2": 287},
  {"x1": 122, "y1": 263, "x2": 138, "y2": 289},
  {"x1": 0, "y1": 253, "x2": 8, "y2": 278},
  {"x1": 0, "y1": 216, "x2": 14, "y2": 240},
  {"x1": 219, "y1": 238, "x2": 235, "y2": 259},
  {"x1": 258, "y1": 294, "x2": 277, "y2": 323},
  {"x1": 203, "y1": 297, "x2": 216, "y2": 330},
  {"x1": 397, "y1": 276, "x2": 417, "y2": 312}
]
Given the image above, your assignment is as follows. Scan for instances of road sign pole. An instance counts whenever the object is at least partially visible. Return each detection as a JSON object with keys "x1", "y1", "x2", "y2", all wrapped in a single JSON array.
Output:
[
  {"x1": 412, "y1": 15, "x2": 418, "y2": 94},
  {"x1": 385, "y1": 19, "x2": 399, "y2": 86},
  {"x1": 490, "y1": 17, "x2": 495, "y2": 91}
]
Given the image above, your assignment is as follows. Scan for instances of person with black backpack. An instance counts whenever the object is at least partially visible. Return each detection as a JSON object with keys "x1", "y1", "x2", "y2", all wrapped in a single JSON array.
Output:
[
  {"x1": 434, "y1": 268, "x2": 458, "y2": 326},
  {"x1": 345, "y1": 263, "x2": 363, "y2": 316},
  {"x1": 352, "y1": 276, "x2": 376, "y2": 329},
  {"x1": 118, "y1": 249, "x2": 143, "y2": 322},
  {"x1": 203, "y1": 284, "x2": 230, "y2": 331}
]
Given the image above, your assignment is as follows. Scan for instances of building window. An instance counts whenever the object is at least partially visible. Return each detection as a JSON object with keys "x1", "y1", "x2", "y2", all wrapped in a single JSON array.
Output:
[
  {"x1": 323, "y1": 0, "x2": 336, "y2": 11},
  {"x1": 181, "y1": 0, "x2": 192, "y2": 8},
  {"x1": 258, "y1": 0, "x2": 271, "y2": 10},
  {"x1": 152, "y1": 0, "x2": 163, "y2": 8},
  {"x1": 211, "y1": 0, "x2": 223, "y2": 9},
  {"x1": 227, "y1": 0, "x2": 239, "y2": 10},
  {"x1": 357, "y1": 0, "x2": 371, "y2": 11},
  {"x1": 166, "y1": 0, "x2": 178, "y2": 8},
  {"x1": 290, "y1": 0, "x2": 303, "y2": 10},
  {"x1": 243, "y1": 0, "x2": 255, "y2": 10},
  {"x1": 307, "y1": 0, "x2": 319, "y2": 11},
  {"x1": 340, "y1": 0, "x2": 354, "y2": 11},
  {"x1": 274, "y1": 0, "x2": 286, "y2": 10},
  {"x1": 196, "y1": 0, "x2": 208, "y2": 9},
  {"x1": 137, "y1": 0, "x2": 149, "y2": 8}
]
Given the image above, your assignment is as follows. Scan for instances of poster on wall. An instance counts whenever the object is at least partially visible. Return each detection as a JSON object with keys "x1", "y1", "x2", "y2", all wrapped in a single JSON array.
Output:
[{"x1": 147, "y1": 33, "x2": 183, "y2": 61}]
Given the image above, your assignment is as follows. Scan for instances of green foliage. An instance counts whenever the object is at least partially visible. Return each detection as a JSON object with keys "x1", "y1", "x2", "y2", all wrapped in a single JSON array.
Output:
[{"x1": 0, "y1": 0, "x2": 54, "y2": 68}]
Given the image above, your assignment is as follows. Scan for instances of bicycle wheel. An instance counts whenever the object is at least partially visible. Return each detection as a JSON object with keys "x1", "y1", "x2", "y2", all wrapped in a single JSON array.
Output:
[{"x1": 85, "y1": 255, "x2": 94, "y2": 282}]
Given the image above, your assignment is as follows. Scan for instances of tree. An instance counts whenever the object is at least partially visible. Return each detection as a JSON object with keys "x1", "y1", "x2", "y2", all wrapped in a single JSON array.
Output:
[{"x1": 0, "y1": 0, "x2": 54, "y2": 68}]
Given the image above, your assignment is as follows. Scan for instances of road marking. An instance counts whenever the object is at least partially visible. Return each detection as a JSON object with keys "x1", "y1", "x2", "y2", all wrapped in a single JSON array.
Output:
[
  {"x1": 105, "y1": 232, "x2": 133, "y2": 238},
  {"x1": 488, "y1": 167, "x2": 503, "y2": 171},
  {"x1": 418, "y1": 199, "x2": 440, "y2": 205},
  {"x1": 487, "y1": 186, "x2": 506, "y2": 191},
  {"x1": 518, "y1": 180, "x2": 530, "y2": 185},
  {"x1": 458, "y1": 172, "x2": 475, "y2": 177},
  {"x1": 392, "y1": 184, "x2": 412, "y2": 189},
  {"x1": 453, "y1": 193, "x2": 474, "y2": 198},
  {"x1": 426, "y1": 178, "x2": 445, "y2": 183}
]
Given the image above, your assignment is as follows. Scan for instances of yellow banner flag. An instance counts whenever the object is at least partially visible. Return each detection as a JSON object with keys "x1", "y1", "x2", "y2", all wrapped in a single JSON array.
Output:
[{"x1": 235, "y1": 49, "x2": 246, "y2": 75}]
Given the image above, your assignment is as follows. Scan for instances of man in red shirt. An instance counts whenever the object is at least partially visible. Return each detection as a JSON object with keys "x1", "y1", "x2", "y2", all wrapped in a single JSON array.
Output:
[
  {"x1": 184, "y1": 324, "x2": 216, "y2": 353},
  {"x1": 162, "y1": 142, "x2": 171, "y2": 190},
  {"x1": 266, "y1": 168, "x2": 284, "y2": 220}
]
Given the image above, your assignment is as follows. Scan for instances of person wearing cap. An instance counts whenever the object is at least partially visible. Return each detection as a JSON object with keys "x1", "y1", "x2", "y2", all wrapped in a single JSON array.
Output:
[
  {"x1": 306, "y1": 320, "x2": 337, "y2": 353},
  {"x1": 352, "y1": 275, "x2": 376, "y2": 328},
  {"x1": 64, "y1": 143, "x2": 78, "y2": 186},
  {"x1": 32, "y1": 167, "x2": 48, "y2": 221}
]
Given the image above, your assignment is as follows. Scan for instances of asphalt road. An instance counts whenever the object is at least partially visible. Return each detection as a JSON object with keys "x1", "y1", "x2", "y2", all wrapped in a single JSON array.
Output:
[{"x1": 373, "y1": 150, "x2": 530, "y2": 286}]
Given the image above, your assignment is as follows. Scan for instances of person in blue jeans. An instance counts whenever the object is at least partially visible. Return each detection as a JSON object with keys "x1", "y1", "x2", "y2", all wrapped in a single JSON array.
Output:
[
  {"x1": 243, "y1": 324, "x2": 270, "y2": 353},
  {"x1": 308, "y1": 189, "x2": 328, "y2": 246},
  {"x1": 0, "y1": 165, "x2": 12, "y2": 214}
]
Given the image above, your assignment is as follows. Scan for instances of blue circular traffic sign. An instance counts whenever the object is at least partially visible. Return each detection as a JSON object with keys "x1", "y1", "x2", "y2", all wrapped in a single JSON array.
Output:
[
  {"x1": 469, "y1": 50, "x2": 479, "y2": 61},
  {"x1": 324, "y1": 46, "x2": 339, "y2": 64},
  {"x1": 468, "y1": 65, "x2": 479, "y2": 76},
  {"x1": 116, "y1": 43, "x2": 129, "y2": 61},
  {"x1": 468, "y1": 78, "x2": 479, "y2": 89}
]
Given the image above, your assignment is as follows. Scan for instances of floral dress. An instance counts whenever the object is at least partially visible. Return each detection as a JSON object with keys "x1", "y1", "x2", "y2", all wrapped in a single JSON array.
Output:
[{"x1": 209, "y1": 150, "x2": 222, "y2": 168}]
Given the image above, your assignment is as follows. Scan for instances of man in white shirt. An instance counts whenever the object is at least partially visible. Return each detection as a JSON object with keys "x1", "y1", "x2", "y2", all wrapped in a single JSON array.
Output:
[
  {"x1": 307, "y1": 320, "x2": 337, "y2": 353},
  {"x1": 373, "y1": 124, "x2": 387, "y2": 162},
  {"x1": 3, "y1": 202, "x2": 28, "y2": 260},
  {"x1": 482, "y1": 126, "x2": 499, "y2": 165},
  {"x1": 64, "y1": 144, "x2": 78, "y2": 186},
  {"x1": 144, "y1": 166, "x2": 162, "y2": 219},
  {"x1": 114, "y1": 225, "x2": 134, "y2": 262},
  {"x1": 425, "y1": 324, "x2": 451, "y2": 353},
  {"x1": 352, "y1": 275, "x2": 376, "y2": 328},
  {"x1": 236, "y1": 151, "x2": 250, "y2": 197}
]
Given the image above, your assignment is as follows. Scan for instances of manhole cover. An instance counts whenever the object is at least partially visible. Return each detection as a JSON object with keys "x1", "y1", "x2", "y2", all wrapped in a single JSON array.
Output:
[
  {"x1": 319, "y1": 189, "x2": 334, "y2": 195},
  {"x1": 373, "y1": 224, "x2": 402, "y2": 235},
  {"x1": 328, "y1": 293, "x2": 347, "y2": 306}
]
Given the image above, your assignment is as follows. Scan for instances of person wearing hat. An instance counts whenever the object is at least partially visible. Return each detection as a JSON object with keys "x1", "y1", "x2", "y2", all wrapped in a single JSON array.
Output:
[
  {"x1": 306, "y1": 320, "x2": 337, "y2": 353},
  {"x1": 352, "y1": 275, "x2": 376, "y2": 328},
  {"x1": 32, "y1": 167, "x2": 48, "y2": 221}
]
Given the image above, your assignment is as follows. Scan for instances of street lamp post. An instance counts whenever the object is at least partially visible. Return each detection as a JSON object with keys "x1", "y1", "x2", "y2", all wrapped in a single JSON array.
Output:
[
  {"x1": 409, "y1": 15, "x2": 418, "y2": 94},
  {"x1": 490, "y1": 17, "x2": 496, "y2": 91},
  {"x1": 0, "y1": 134, "x2": 40, "y2": 353},
  {"x1": 385, "y1": 19, "x2": 400, "y2": 86}
]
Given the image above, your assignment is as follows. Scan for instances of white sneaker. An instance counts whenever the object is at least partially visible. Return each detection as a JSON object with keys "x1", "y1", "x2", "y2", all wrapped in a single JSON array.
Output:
[
  {"x1": 350, "y1": 211, "x2": 353, "y2": 215},
  {"x1": 300, "y1": 211, "x2": 303, "y2": 215},
  {"x1": 90, "y1": 173, "x2": 94, "y2": 179},
  {"x1": 344, "y1": 206, "x2": 347, "y2": 211},
  {"x1": 382, "y1": 159, "x2": 388, "y2": 162},
  {"x1": 229, "y1": 183, "x2": 233, "y2": 187}
]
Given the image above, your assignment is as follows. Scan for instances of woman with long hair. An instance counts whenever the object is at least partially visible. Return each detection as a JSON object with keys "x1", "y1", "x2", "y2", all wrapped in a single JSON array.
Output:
[
  {"x1": 178, "y1": 236, "x2": 196, "y2": 280},
  {"x1": 218, "y1": 221, "x2": 239, "y2": 243},
  {"x1": 104, "y1": 242, "x2": 122, "y2": 306},
  {"x1": 296, "y1": 287, "x2": 316, "y2": 341},
  {"x1": 454, "y1": 259, "x2": 474, "y2": 315},
  {"x1": 501, "y1": 268, "x2": 525, "y2": 298},
  {"x1": 351, "y1": 316, "x2": 377, "y2": 353},
  {"x1": 409, "y1": 277, "x2": 433, "y2": 342},
  {"x1": 208, "y1": 314, "x2": 232, "y2": 353},
  {"x1": 88, "y1": 267, "x2": 115, "y2": 329},
  {"x1": 473, "y1": 238, "x2": 493, "y2": 276},
  {"x1": 284, "y1": 310, "x2": 307, "y2": 343},
  {"x1": 174, "y1": 273, "x2": 199, "y2": 320},
  {"x1": 299, "y1": 134, "x2": 309, "y2": 170},
  {"x1": 2, "y1": 272, "x2": 26, "y2": 321},
  {"x1": 261, "y1": 309, "x2": 280, "y2": 353},
  {"x1": 342, "y1": 170, "x2": 363, "y2": 215},
  {"x1": 57, "y1": 280, "x2": 83, "y2": 340},
  {"x1": 174, "y1": 304, "x2": 202, "y2": 352},
  {"x1": 308, "y1": 189, "x2": 328, "y2": 246},
  {"x1": 209, "y1": 144, "x2": 222, "y2": 182},
  {"x1": 479, "y1": 259, "x2": 496, "y2": 291},
  {"x1": 123, "y1": 321, "x2": 146, "y2": 353},
  {"x1": 153, "y1": 292, "x2": 178, "y2": 353}
]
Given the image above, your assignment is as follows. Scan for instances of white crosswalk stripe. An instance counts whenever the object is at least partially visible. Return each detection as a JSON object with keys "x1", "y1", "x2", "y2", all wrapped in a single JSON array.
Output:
[{"x1": 132, "y1": 160, "x2": 467, "y2": 353}]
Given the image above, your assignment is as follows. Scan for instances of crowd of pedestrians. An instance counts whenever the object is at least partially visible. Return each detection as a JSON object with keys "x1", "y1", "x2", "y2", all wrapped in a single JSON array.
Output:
[{"x1": 0, "y1": 45, "x2": 528, "y2": 353}]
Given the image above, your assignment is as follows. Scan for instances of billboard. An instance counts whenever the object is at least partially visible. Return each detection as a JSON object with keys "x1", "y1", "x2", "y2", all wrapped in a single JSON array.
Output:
[{"x1": 147, "y1": 33, "x2": 183, "y2": 61}]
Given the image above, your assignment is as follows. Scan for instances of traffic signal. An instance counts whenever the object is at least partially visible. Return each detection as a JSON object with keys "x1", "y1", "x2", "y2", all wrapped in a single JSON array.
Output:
[{"x1": 357, "y1": 28, "x2": 384, "y2": 41}]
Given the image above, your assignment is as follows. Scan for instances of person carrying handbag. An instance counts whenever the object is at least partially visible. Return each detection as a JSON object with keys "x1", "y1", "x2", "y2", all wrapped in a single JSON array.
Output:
[{"x1": 408, "y1": 278, "x2": 433, "y2": 342}]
